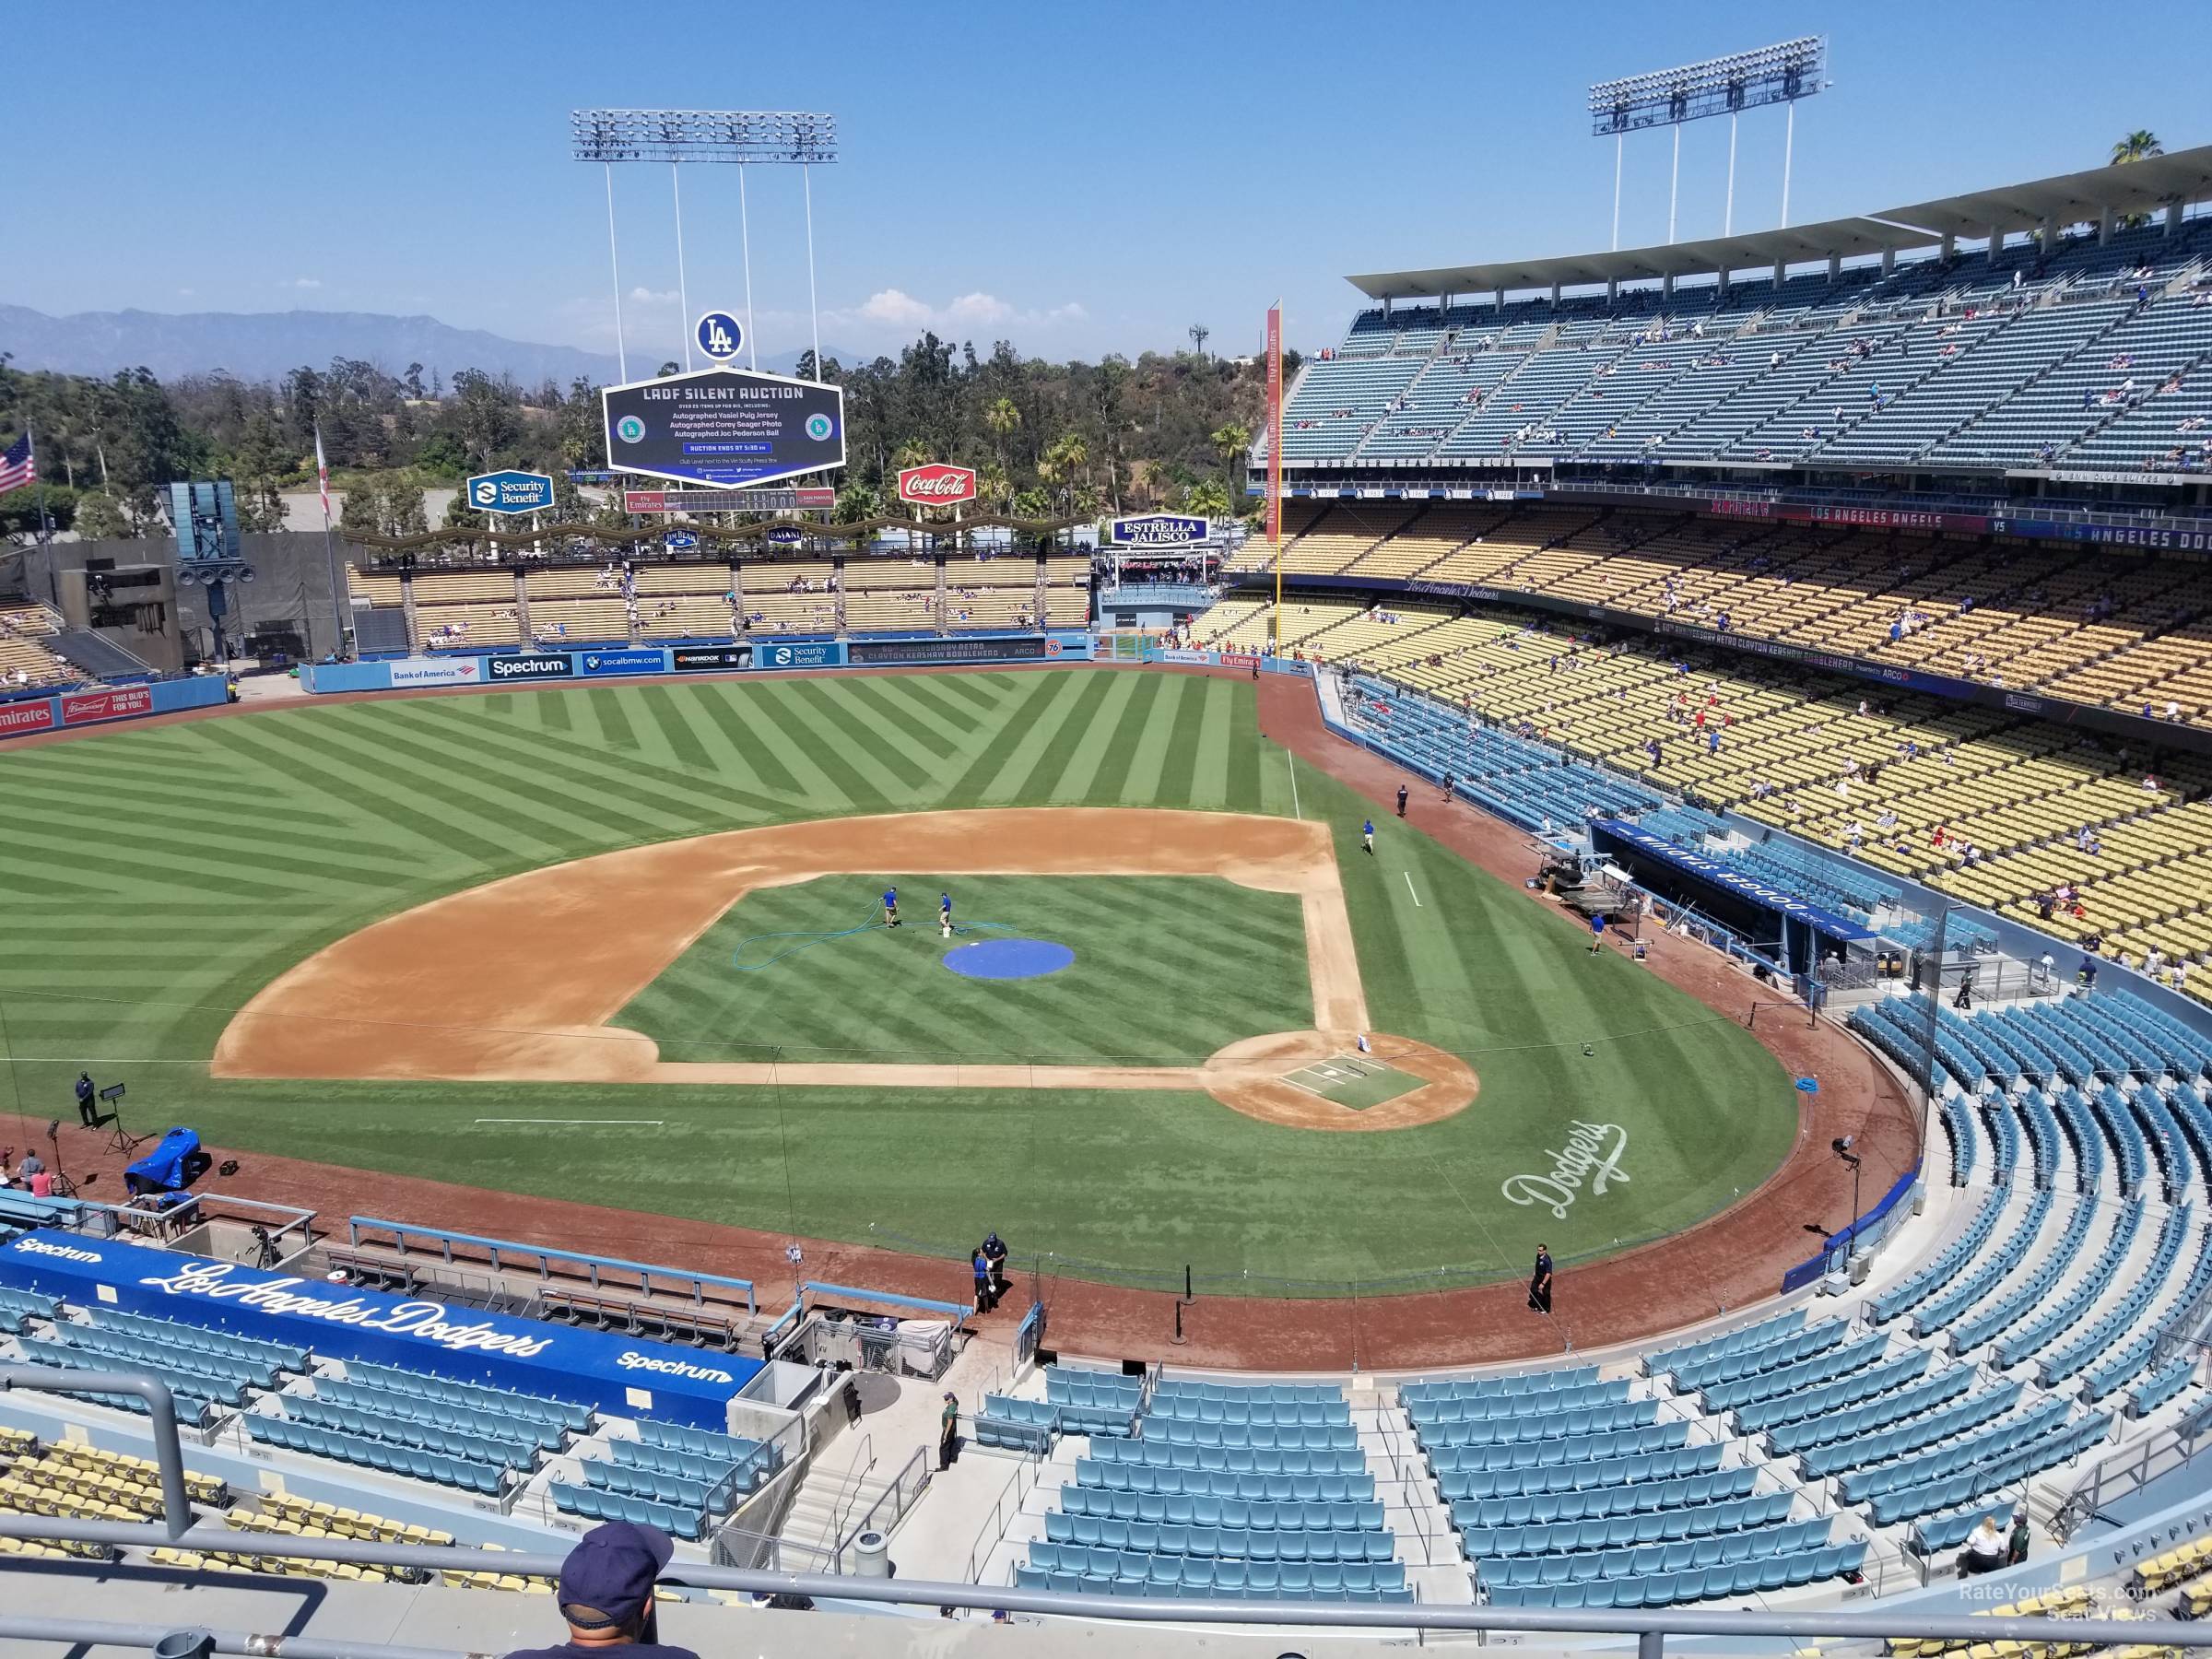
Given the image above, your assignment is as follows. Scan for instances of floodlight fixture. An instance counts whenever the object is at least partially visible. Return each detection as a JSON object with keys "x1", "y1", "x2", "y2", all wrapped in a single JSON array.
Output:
[
  {"x1": 1589, "y1": 39, "x2": 1830, "y2": 247},
  {"x1": 570, "y1": 109, "x2": 839, "y2": 382}
]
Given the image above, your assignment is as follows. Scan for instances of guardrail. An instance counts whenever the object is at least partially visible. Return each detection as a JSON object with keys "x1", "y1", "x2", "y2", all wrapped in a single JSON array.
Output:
[
  {"x1": 346, "y1": 1215, "x2": 757, "y2": 1316},
  {"x1": 6, "y1": 1364, "x2": 2209, "y2": 1656}
]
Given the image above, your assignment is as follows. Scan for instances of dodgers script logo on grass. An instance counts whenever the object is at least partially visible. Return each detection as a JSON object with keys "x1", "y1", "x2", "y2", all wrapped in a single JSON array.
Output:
[{"x1": 1500, "y1": 1121, "x2": 1630, "y2": 1218}]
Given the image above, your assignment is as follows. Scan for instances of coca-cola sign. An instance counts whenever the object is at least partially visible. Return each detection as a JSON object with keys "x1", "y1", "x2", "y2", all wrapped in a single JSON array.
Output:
[{"x1": 896, "y1": 464, "x2": 977, "y2": 506}]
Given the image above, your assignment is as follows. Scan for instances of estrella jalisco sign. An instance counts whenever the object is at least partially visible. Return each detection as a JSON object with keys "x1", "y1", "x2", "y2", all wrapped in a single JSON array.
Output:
[{"x1": 1109, "y1": 512, "x2": 1209, "y2": 547}]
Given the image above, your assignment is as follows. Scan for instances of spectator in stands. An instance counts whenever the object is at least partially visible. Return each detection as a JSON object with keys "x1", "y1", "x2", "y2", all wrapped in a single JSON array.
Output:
[
  {"x1": 0, "y1": 1152, "x2": 14, "y2": 1189},
  {"x1": 1955, "y1": 1514, "x2": 2011, "y2": 1578},
  {"x1": 506, "y1": 1521, "x2": 696, "y2": 1659},
  {"x1": 2077, "y1": 956, "x2": 2099, "y2": 994}
]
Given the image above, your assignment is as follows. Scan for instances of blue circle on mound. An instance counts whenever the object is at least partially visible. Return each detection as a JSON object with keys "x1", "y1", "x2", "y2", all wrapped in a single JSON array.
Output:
[{"x1": 942, "y1": 938, "x2": 1075, "y2": 981}]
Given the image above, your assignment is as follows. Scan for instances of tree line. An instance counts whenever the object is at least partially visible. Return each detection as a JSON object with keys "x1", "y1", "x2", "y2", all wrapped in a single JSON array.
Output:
[{"x1": 1, "y1": 331, "x2": 1288, "y2": 544}]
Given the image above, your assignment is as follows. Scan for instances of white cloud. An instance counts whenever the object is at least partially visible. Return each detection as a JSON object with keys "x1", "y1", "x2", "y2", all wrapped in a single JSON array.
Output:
[
  {"x1": 291, "y1": 277, "x2": 322, "y2": 289},
  {"x1": 626, "y1": 286, "x2": 681, "y2": 309},
  {"x1": 841, "y1": 288, "x2": 1085, "y2": 339},
  {"x1": 175, "y1": 288, "x2": 194, "y2": 298},
  {"x1": 857, "y1": 288, "x2": 937, "y2": 327}
]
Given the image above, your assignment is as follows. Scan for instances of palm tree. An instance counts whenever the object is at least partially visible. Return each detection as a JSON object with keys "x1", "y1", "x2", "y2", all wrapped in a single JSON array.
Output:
[
  {"x1": 2112, "y1": 130, "x2": 2163, "y2": 165},
  {"x1": 1040, "y1": 432, "x2": 1088, "y2": 514},
  {"x1": 1183, "y1": 477, "x2": 1232, "y2": 520},
  {"x1": 1189, "y1": 324, "x2": 1210, "y2": 360},
  {"x1": 1211, "y1": 421, "x2": 1252, "y2": 487},
  {"x1": 984, "y1": 396, "x2": 1021, "y2": 479},
  {"x1": 975, "y1": 458, "x2": 1011, "y2": 512}
]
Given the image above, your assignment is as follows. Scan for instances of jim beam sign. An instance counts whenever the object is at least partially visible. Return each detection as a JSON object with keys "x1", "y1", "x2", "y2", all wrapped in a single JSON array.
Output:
[{"x1": 896, "y1": 464, "x2": 978, "y2": 509}]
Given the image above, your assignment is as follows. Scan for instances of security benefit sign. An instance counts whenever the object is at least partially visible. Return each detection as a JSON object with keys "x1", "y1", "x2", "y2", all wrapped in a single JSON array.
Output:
[{"x1": 602, "y1": 366, "x2": 845, "y2": 488}]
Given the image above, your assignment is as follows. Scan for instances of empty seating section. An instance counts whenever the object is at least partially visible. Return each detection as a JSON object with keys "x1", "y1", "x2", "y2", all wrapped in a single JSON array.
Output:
[
  {"x1": 0, "y1": 602, "x2": 77, "y2": 688},
  {"x1": 551, "y1": 1423, "x2": 777, "y2": 1541},
  {"x1": 1281, "y1": 218, "x2": 2212, "y2": 476},
  {"x1": 1390, "y1": 1357, "x2": 1872, "y2": 1607},
  {"x1": 1018, "y1": 1370, "x2": 1404, "y2": 1601}
]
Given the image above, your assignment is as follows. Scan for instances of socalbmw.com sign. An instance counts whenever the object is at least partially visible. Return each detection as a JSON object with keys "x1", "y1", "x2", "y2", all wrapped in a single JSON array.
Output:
[
  {"x1": 1109, "y1": 512, "x2": 1209, "y2": 548},
  {"x1": 897, "y1": 464, "x2": 977, "y2": 507},
  {"x1": 602, "y1": 365, "x2": 845, "y2": 489},
  {"x1": 465, "y1": 470, "x2": 557, "y2": 515}
]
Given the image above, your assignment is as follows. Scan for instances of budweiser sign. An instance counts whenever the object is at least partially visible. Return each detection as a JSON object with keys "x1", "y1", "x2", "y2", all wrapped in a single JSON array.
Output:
[{"x1": 896, "y1": 464, "x2": 977, "y2": 506}]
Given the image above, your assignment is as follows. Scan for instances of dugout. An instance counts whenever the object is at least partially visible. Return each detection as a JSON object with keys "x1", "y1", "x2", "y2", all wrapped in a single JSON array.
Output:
[{"x1": 1591, "y1": 821, "x2": 1874, "y2": 976}]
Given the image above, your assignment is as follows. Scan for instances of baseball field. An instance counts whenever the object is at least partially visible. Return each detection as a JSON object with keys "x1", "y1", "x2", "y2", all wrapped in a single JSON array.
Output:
[{"x1": 0, "y1": 667, "x2": 1794, "y2": 1292}]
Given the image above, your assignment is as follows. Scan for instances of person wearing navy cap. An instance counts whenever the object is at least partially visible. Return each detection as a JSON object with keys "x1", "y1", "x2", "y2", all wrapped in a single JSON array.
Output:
[{"x1": 505, "y1": 1520, "x2": 699, "y2": 1658}]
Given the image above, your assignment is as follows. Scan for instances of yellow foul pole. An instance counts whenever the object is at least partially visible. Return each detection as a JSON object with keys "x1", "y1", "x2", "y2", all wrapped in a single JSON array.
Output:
[{"x1": 1266, "y1": 301, "x2": 1284, "y2": 656}]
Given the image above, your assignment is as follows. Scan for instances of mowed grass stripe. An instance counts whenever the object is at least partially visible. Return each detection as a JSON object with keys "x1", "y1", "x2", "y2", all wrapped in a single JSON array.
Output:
[
  {"x1": 886, "y1": 674, "x2": 992, "y2": 739},
  {"x1": 791, "y1": 681, "x2": 933, "y2": 795},
  {"x1": 1080, "y1": 673, "x2": 1163, "y2": 804},
  {"x1": 739, "y1": 685, "x2": 865, "y2": 810},
  {"x1": 630, "y1": 686, "x2": 716, "y2": 774},
  {"x1": 1225, "y1": 678, "x2": 1265, "y2": 814},
  {"x1": 585, "y1": 688, "x2": 642, "y2": 754},
  {"x1": 417, "y1": 699, "x2": 790, "y2": 825},
  {"x1": 1045, "y1": 670, "x2": 1140, "y2": 802},
  {"x1": 940, "y1": 674, "x2": 1056, "y2": 802},
  {"x1": 1118, "y1": 673, "x2": 1189, "y2": 803},
  {"x1": 0, "y1": 778, "x2": 423, "y2": 872},
  {"x1": 991, "y1": 670, "x2": 1115, "y2": 806},
  {"x1": 339, "y1": 706, "x2": 684, "y2": 847},
  {"x1": 832, "y1": 677, "x2": 962, "y2": 763},
  {"x1": 688, "y1": 684, "x2": 806, "y2": 796},
  {"x1": 1185, "y1": 678, "x2": 1234, "y2": 809},
  {"x1": 196, "y1": 716, "x2": 528, "y2": 871}
]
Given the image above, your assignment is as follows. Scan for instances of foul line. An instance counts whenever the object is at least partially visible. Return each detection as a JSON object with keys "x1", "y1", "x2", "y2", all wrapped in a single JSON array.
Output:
[
  {"x1": 1403, "y1": 871, "x2": 1422, "y2": 908},
  {"x1": 1287, "y1": 752, "x2": 1301, "y2": 820},
  {"x1": 472, "y1": 1117, "x2": 665, "y2": 1126}
]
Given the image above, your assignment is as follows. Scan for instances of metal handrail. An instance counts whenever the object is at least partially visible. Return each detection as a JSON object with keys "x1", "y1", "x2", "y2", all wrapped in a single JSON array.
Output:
[
  {"x1": 14, "y1": 1366, "x2": 2212, "y2": 1652},
  {"x1": 822, "y1": 1430, "x2": 874, "y2": 1566},
  {"x1": 0, "y1": 1514, "x2": 2205, "y2": 1651}
]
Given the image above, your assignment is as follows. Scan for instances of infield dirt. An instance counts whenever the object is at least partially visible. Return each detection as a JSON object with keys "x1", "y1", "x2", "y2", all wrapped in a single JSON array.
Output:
[{"x1": 213, "y1": 806, "x2": 1476, "y2": 1130}]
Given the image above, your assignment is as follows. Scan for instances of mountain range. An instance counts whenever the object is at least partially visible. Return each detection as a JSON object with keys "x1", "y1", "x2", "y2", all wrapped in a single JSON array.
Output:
[{"x1": 0, "y1": 304, "x2": 837, "y2": 387}]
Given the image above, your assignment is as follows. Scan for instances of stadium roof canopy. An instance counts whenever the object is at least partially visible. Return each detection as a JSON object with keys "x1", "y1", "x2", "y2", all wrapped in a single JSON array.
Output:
[{"x1": 1348, "y1": 145, "x2": 2212, "y2": 301}]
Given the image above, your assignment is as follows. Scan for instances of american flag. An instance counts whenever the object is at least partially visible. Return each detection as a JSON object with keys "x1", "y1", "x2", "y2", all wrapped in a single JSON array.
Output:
[
  {"x1": 313, "y1": 424, "x2": 332, "y2": 526},
  {"x1": 0, "y1": 434, "x2": 32, "y2": 495}
]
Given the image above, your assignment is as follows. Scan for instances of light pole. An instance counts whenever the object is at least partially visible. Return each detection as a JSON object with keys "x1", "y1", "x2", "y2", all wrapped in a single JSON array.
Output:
[
  {"x1": 1832, "y1": 1133, "x2": 1864, "y2": 1270},
  {"x1": 571, "y1": 110, "x2": 839, "y2": 383}
]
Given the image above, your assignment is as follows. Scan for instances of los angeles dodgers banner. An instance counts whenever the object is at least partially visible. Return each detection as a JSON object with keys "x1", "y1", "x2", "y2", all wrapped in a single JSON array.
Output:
[{"x1": 0, "y1": 1233, "x2": 762, "y2": 1430}]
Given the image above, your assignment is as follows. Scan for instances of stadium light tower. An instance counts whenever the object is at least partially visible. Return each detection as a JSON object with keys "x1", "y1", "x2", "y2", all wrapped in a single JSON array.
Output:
[
  {"x1": 571, "y1": 110, "x2": 839, "y2": 381},
  {"x1": 1588, "y1": 37, "x2": 1829, "y2": 247}
]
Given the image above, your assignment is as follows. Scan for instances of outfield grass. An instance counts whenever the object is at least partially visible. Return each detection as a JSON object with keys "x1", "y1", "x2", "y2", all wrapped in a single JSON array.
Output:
[
  {"x1": 618, "y1": 873, "x2": 1312, "y2": 1065},
  {"x1": 0, "y1": 669, "x2": 1794, "y2": 1289}
]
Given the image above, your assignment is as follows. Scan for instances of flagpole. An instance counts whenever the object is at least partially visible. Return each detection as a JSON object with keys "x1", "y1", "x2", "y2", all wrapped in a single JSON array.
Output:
[
  {"x1": 315, "y1": 422, "x2": 345, "y2": 659},
  {"x1": 28, "y1": 425, "x2": 58, "y2": 611}
]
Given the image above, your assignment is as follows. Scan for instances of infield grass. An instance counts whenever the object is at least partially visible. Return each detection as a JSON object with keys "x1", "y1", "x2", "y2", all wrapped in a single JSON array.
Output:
[
  {"x1": 0, "y1": 668, "x2": 1794, "y2": 1289},
  {"x1": 618, "y1": 873, "x2": 1312, "y2": 1065}
]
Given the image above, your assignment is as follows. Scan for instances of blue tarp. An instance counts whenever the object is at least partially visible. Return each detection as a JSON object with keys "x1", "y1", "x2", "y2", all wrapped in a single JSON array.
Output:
[
  {"x1": 125, "y1": 1127, "x2": 199, "y2": 1194},
  {"x1": 1597, "y1": 821, "x2": 1876, "y2": 941},
  {"x1": 0, "y1": 1232, "x2": 762, "y2": 1430}
]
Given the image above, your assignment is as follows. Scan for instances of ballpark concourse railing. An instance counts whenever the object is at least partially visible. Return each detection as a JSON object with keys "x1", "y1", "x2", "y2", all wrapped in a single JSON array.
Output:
[{"x1": 6, "y1": 1367, "x2": 2209, "y2": 1658}]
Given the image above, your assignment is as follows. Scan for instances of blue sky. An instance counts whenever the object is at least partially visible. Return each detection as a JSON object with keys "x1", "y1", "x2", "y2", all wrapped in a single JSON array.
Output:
[{"x1": 12, "y1": 1, "x2": 2208, "y2": 366}]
